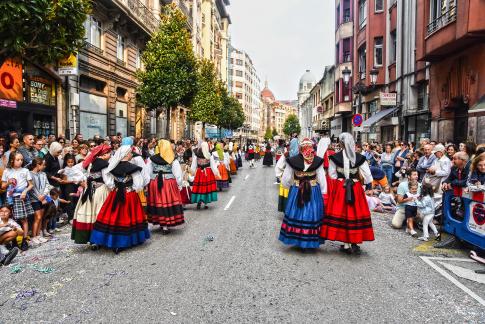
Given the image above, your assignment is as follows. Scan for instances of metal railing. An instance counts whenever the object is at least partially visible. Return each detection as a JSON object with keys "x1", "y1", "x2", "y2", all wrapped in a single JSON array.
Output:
[
  {"x1": 427, "y1": 6, "x2": 457, "y2": 36},
  {"x1": 120, "y1": 0, "x2": 159, "y2": 33},
  {"x1": 84, "y1": 41, "x2": 104, "y2": 55}
]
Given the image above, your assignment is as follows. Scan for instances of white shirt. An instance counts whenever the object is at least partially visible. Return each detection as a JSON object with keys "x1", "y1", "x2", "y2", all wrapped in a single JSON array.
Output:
[{"x1": 1, "y1": 167, "x2": 32, "y2": 196}]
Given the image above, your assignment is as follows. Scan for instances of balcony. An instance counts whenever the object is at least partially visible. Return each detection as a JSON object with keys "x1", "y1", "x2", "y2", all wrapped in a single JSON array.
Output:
[
  {"x1": 427, "y1": 7, "x2": 457, "y2": 37},
  {"x1": 84, "y1": 42, "x2": 104, "y2": 56},
  {"x1": 177, "y1": 1, "x2": 193, "y2": 30},
  {"x1": 117, "y1": 0, "x2": 159, "y2": 34}
]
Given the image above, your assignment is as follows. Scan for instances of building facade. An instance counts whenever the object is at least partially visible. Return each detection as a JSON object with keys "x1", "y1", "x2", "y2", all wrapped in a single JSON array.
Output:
[
  {"x1": 297, "y1": 70, "x2": 317, "y2": 138},
  {"x1": 228, "y1": 46, "x2": 261, "y2": 139},
  {"x1": 261, "y1": 83, "x2": 297, "y2": 140},
  {"x1": 416, "y1": 0, "x2": 485, "y2": 144},
  {"x1": 308, "y1": 66, "x2": 335, "y2": 136}
]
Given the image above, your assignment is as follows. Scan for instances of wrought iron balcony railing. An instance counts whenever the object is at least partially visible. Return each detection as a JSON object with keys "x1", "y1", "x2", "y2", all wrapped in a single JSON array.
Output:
[
  {"x1": 84, "y1": 41, "x2": 104, "y2": 55},
  {"x1": 119, "y1": 0, "x2": 159, "y2": 34},
  {"x1": 427, "y1": 6, "x2": 457, "y2": 36}
]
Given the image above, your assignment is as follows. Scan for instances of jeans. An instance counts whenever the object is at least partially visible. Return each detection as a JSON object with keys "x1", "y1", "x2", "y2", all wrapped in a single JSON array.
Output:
[{"x1": 382, "y1": 164, "x2": 394, "y2": 185}]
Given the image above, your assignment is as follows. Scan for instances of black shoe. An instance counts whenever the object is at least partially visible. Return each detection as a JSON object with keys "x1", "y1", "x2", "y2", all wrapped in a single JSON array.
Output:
[
  {"x1": 340, "y1": 245, "x2": 352, "y2": 255},
  {"x1": 161, "y1": 228, "x2": 170, "y2": 235},
  {"x1": 113, "y1": 248, "x2": 121, "y2": 254},
  {"x1": 197, "y1": 202, "x2": 202, "y2": 210},
  {"x1": 351, "y1": 244, "x2": 362, "y2": 255},
  {"x1": 435, "y1": 233, "x2": 441, "y2": 242},
  {"x1": 2, "y1": 247, "x2": 19, "y2": 266},
  {"x1": 20, "y1": 239, "x2": 29, "y2": 251},
  {"x1": 90, "y1": 244, "x2": 100, "y2": 251},
  {"x1": 204, "y1": 205, "x2": 209, "y2": 210}
]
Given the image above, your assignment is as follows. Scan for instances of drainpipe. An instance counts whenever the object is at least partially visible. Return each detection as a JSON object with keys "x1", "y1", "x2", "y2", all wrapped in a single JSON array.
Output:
[{"x1": 399, "y1": 0, "x2": 405, "y2": 140}]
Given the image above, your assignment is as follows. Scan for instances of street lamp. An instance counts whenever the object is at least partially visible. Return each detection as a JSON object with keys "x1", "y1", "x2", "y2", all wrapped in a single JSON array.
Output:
[
  {"x1": 342, "y1": 66, "x2": 351, "y2": 86},
  {"x1": 369, "y1": 68, "x2": 379, "y2": 85}
]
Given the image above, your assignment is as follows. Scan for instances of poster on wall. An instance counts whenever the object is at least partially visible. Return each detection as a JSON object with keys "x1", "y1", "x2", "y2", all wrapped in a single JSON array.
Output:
[
  {"x1": 29, "y1": 76, "x2": 53, "y2": 106},
  {"x1": 0, "y1": 57, "x2": 23, "y2": 102}
]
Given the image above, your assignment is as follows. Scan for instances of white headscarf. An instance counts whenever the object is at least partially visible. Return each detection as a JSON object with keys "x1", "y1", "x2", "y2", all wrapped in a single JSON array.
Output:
[
  {"x1": 316, "y1": 137, "x2": 331, "y2": 158},
  {"x1": 49, "y1": 142, "x2": 63, "y2": 156},
  {"x1": 339, "y1": 133, "x2": 357, "y2": 180},
  {"x1": 229, "y1": 142, "x2": 234, "y2": 151},
  {"x1": 107, "y1": 145, "x2": 132, "y2": 173}
]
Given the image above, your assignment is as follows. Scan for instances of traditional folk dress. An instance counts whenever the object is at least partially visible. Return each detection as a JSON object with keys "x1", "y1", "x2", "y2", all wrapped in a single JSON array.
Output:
[
  {"x1": 278, "y1": 152, "x2": 327, "y2": 249},
  {"x1": 262, "y1": 145, "x2": 273, "y2": 166},
  {"x1": 320, "y1": 151, "x2": 375, "y2": 244},
  {"x1": 275, "y1": 153, "x2": 289, "y2": 212},
  {"x1": 72, "y1": 157, "x2": 110, "y2": 244},
  {"x1": 213, "y1": 145, "x2": 230, "y2": 191},
  {"x1": 275, "y1": 144, "x2": 286, "y2": 162},
  {"x1": 90, "y1": 147, "x2": 150, "y2": 249},
  {"x1": 228, "y1": 142, "x2": 238, "y2": 175},
  {"x1": 180, "y1": 163, "x2": 194, "y2": 205},
  {"x1": 191, "y1": 143, "x2": 221, "y2": 205},
  {"x1": 146, "y1": 141, "x2": 184, "y2": 228}
]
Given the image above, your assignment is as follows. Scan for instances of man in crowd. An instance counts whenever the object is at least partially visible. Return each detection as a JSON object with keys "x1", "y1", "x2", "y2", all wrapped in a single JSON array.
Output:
[
  {"x1": 442, "y1": 152, "x2": 470, "y2": 196},
  {"x1": 391, "y1": 169, "x2": 421, "y2": 229},
  {"x1": 423, "y1": 144, "x2": 451, "y2": 193},
  {"x1": 416, "y1": 144, "x2": 436, "y2": 181},
  {"x1": 17, "y1": 133, "x2": 36, "y2": 167}
]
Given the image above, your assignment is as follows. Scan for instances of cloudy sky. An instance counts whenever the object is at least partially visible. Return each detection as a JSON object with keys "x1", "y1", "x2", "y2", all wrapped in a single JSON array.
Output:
[{"x1": 229, "y1": 0, "x2": 335, "y2": 100}]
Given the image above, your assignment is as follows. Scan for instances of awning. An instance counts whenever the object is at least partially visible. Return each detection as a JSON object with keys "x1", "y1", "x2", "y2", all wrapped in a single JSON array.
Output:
[
  {"x1": 362, "y1": 107, "x2": 398, "y2": 128},
  {"x1": 469, "y1": 95, "x2": 485, "y2": 111}
]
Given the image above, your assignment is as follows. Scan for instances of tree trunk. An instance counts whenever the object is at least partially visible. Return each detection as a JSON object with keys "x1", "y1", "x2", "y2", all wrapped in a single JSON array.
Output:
[{"x1": 165, "y1": 106, "x2": 171, "y2": 139}]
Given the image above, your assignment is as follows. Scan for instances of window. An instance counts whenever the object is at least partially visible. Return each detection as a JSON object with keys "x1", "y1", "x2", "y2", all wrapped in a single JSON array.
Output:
[
  {"x1": 428, "y1": 0, "x2": 456, "y2": 35},
  {"x1": 335, "y1": 81, "x2": 340, "y2": 103},
  {"x1": 336, "y1": 4, "x2": 340, "y2": 27},
  {"x1": 390, "y1": 30, "x2": 397, "y2": 64},
  {"x1": 336, "y1": 43, "x2": 340, "y2": 64},
  {"x1": 343, "y1": 0, "x2": 351, "y2": 22},
  {"x1": 343, "y1": 38, "x2": 352, "y2": 62},
  {"x1": 359, "y1": 0, "x2": 367, "y2": 28},
  {"x1": 374, "y1": 37, "x2": 383, "y2": 67},
  {"x1": 375, "y1": 0, "x2": 384, "y2": 12},
  {"x1": 84, "y1": 16, "x2": 102, "y2": 48},
  {"x1": 235, "y1": 81, "x2": 243, "y2": 88},
  {"x1": 236, "y1": 59, "x2": 243, "y2": 66},
  {"x1": 358, "y1": 45, "x2": 366, "y2": 80},
  {"x1": 236, "y1": 70, "x2": 243, "y2": 77},
  {"x1": 135, "y1": 48, "x2": 142, "y2": 69},
  {"x1": 235, "y1": 93, "x2": 242, "y2": 99},
  {"x1": 116, "y1": 35, "x2": 125, "y2": 62}
]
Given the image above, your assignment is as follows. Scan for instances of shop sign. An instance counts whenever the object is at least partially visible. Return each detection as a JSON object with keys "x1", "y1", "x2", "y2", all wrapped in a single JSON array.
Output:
[
  {"x1": 58, "y1": 53, "x2": 78, "y2": 76},
  {"x1": 29, "y1": 77, "x2": 53, "y2": 106},
  {"x1": 380, "y1": 92, "x2": 397, "y2": 106},
  {"x1": 0, "y1": 58, "x2": 23, "y2": 101},
  {"x1": 0, "y1": 99, "x2": 17, "y2": 108}
]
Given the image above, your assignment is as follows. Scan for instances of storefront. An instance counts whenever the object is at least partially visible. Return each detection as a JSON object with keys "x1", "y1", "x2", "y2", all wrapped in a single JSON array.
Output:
[
  {"x1": 79, "y1": 91, "x2": 108, "y2": 139},
  {"x1": 0, "y1": 58, "x2": 58, "y2": 136},
  {"x1": 404, "y1": 112, "x2": 431, "y2": 144}
]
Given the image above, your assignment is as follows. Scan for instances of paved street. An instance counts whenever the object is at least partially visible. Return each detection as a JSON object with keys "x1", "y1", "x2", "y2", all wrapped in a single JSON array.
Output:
[{"x1": 1, "y1": 162, "x2": 484, "y2": 323}]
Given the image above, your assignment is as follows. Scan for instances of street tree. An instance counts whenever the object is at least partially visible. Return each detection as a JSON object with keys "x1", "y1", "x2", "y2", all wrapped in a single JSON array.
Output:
[
  {"x1": 137, "y1": 3, "x2": 197, "y2": 137},
  {"x1": 283, "y1": 114, "x2": 301, "y2": 137},
  {"x1": 264, "y1": 128, "x2": 273, "y2": 141},
  {"x1": 189, "y1": 59, "x2": 222, "y2": 138},
  {"x1": 217, "y1": 85, "x2": 245, "y2": 135},
  {"x1": 272, "y1": 128, "x2": 278, "y2": 137},
  {"x1": 0, "y1": 0, "x2": 91, "y2": 66}
]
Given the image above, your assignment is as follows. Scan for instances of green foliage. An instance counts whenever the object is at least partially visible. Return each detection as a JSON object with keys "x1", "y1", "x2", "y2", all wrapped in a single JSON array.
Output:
[
  {"x1": 264, "y1": 128, "x2": 273, "y2": 141},
  {"x1": 188, "y1": 59, "x2": 221, "y2": 125},
  {"x1": 272, "y1": 128, "x2": 278, "y2": 137},
  {"x1": 137, "y1": 4, "x2": 197, "y2": 110},
  {"x1": 217, "y1": 84, "x2": 245, "y2": 130},
  {"x1": 283, "y1": 114, "x2": 301, "y2": 136},
  {"x1": 0, "y1": 0, "x2": 91, "y2": 65}
]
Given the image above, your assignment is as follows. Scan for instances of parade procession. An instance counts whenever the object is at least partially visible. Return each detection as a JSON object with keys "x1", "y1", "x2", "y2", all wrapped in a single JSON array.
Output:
[{"x1": 0, "y1": 0, "x2": 484, "y2": 322}]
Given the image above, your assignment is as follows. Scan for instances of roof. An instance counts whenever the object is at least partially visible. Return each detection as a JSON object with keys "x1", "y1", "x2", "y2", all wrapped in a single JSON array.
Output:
[{"x1": 299, "y1": 70, "x2": 316, "y2": 85}]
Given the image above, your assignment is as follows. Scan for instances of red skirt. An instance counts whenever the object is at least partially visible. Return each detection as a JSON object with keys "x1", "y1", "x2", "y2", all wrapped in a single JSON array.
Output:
[
  {"x1": 320, "y1": 179, "x2": 374, "y2": 244},
  {"x1": 192, "y1": 167, "x2": 217, "y2": 194},
  {"x1": 147, "y1": 178, "x2": 184, "y2": 227},
  {"x1": 180, "y1": 186, "x2": 192, "y2": 205}
]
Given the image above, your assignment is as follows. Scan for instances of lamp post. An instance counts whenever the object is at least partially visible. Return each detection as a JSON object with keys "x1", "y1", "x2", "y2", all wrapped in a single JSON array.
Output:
[{"x1": 342, "y1": 67, "x2": 379, "y2": 142}]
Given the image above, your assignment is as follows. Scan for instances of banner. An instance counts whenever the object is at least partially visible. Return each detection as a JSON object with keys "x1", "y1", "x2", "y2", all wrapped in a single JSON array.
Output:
[
  {"x1": 0, "y1": 58, "x2": 23, "y2": 101},
  {"x1": 58, "y1": 53, "x2": 78, "y2": 76}
]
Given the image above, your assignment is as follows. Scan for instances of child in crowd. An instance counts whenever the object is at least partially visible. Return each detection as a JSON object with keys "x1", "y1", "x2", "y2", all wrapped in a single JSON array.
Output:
[
  {"x1": 59, "y1": 154, "x2": 85, "y2": 221},
  {"x1": 365, "y1": 189, "x2": 385, "y2": 213},
  {"x1": 30, "y1": 157, "x2": 52, "y2": 245},
  {"x1": 404, "y1": 181, "x2": 420, "y2": 236},
  {"x1": 43, "y1": 188, "x2": 70, "y2": 234},
  {"x1": 1, "y1": 152, "x2": 34, "y2": 251},
  {"x1": 180, "y1": 163, "x2": 194, "y2": 207},
  {"x1": 415, "y1": 183, "x2": 440, "y2": 241},
  {"x1": 0, "y1": 205, "x2": 21, "y2": 265},
  {"x1": 379, "y1": 185, "x2": 397, "y2": 213}
]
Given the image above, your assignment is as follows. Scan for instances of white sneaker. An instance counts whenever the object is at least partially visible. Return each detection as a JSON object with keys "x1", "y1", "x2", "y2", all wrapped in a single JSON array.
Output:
[
  {"x1": 31, "y1": 237, "x2": 41, "y2": 246},
  {"x1": 409, "y1": 230, "x2": 418, "y2": 236},
  {"x1": 54, "y1": 228, "x2": 61, "y2": 233},
  {"x1": 38, "y1": 236, "x2": 48, "y2": 243},
  {"x1": 417, "y1": 236, "x2": 429, "y2": 241}
]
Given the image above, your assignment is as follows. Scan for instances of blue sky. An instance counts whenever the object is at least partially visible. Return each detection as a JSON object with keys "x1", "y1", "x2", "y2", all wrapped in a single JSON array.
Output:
[{"x1": 229, "y1": 0, "x2": 335, "y2": 100}]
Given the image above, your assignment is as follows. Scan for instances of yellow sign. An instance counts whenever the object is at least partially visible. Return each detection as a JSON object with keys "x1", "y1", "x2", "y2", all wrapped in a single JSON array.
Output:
[
  {"x1": 0, "y1": 57, "x2": 23, "y2": 101},
  {"x1": 58, "y1": 53, "x2": 78, "y2": 75}
]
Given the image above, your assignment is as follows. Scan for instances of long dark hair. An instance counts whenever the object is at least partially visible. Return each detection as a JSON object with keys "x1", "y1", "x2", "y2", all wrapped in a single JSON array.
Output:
[
  {"x1": 7, "y1": 151, "x2": 23, "y2": 169},
  {"x1": 420, "y1": 183, "x2": 434, "y2": 198}
]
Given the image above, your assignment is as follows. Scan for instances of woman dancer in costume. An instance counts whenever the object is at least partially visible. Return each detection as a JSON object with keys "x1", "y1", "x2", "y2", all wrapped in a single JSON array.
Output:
[
  {"x1": 90, "y1": 145, "x2": 150, "y2": 253},
  {"x1": 146, "y1": 139, "x2": 184, "y2": 234},
  {"x1": 262, "y1": 143, "x2": 273, "y2": 167},
  {"x1": 228, "y1": 142, "x2": 238, "y2": 175},
  {"x1": 320, "y1": 133, "x2": 374, "y2": 255},
  {"x1": 191, "y1": 142, "x2": 221, "y2": 210},
  {"x1": 246, "y1": 142, "x2": 255, "y2": 168},
  {"x1": 213, "y1": 142, "x2": 230, "y2": 191},
  {"x1": 71, "y1": 144, "x2": 111, "y2": 246},
  {"x1": 278, "y1": 138, "x2": 326, "y2": 249}
]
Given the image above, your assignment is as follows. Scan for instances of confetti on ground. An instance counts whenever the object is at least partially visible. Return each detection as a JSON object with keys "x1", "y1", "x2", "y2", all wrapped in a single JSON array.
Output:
[
  {"x1": 30, "y1": 264, "x2": 54, "y2": 274},
  {"x1": 10, "y1": 264, "x2": 23, "y2": 274}
]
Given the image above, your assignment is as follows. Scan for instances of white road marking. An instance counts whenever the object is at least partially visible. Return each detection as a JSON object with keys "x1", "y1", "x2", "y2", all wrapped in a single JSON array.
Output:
[
  {"x1": 244, "y1": 175, "x2": 250, "y2": 180},
  {"x1": 224, "y1": 196, "x2": 236, "y2": 211},
  {"x1": 439, "y1": 262, "x2": 485, "y2": 284},
  {"x1": 420, "y1": 256, "x2": 485, "y2": 307}
]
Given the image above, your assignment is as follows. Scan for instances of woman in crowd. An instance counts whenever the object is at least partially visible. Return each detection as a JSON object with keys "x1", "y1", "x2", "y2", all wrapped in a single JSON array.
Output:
[
  {"x1": 446, "y1": 144, "x2": 456, "y2": 160},
  {"x1": 44, "y1": 142, "x2": 63, "y2": 188},
  {"x1": 262, "y1": 143, "x2": 273, "y2": 167},
  {"x1": 75, "y1": 144, "x2": 89, "y2": 163},
  {"x1": 380, "y1": 144, "x2": 394, "y2": 188},
  {"x1": 278, "y1": 138, "x2": 326, "y2": 250},
  {"x1": 213, "y1": 142, "x2": 230, "y2": 191},
  {"x1": 146, "y1": 139, "x2": 184, "y2": 234},
  {"x1": 90, "y1": 145, "x2": 150, "y2": 253},
  {"x1": 71, "y1": 144, "x2": 111, "y2": 245},
  {"x1": 320, "y1": 133, "x2": 374, "y2": 255},
  {"x1": 3, "y1": 135, "x2": 20, "y2": 167},
  {"x1": 191, "y1": 141, "x2": 220, "y2": 209}
]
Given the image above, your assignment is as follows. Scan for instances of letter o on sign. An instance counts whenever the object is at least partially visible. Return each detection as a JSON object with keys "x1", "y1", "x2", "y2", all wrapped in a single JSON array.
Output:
[{"x1": 1, "y1": 72, "x2": 14, "y2": 90}]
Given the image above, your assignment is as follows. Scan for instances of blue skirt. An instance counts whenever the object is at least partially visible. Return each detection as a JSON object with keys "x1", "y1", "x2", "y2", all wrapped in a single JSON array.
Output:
[{"x1": 279, "y1": 184, "x2": 324, "y2": 249}]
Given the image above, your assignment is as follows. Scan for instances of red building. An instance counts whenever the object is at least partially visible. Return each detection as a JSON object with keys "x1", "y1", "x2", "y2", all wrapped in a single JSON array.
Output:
[{"x1": 417, "y1": 0, "x2": 485, "y2": 143}]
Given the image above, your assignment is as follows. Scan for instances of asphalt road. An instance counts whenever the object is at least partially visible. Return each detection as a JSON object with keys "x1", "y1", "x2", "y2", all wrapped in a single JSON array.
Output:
[{"x1": 1, "y1": 161, "x2": 484, "y2": 323}]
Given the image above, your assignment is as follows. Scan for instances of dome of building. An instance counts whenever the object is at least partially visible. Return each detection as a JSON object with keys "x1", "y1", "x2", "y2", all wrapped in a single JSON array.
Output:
[
  {"x1": 299, "y1": 70, "x2": 316, "y2": 92},
  {"x1": 261, "y1": 80, "x2": 275, "y2": 101}
]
